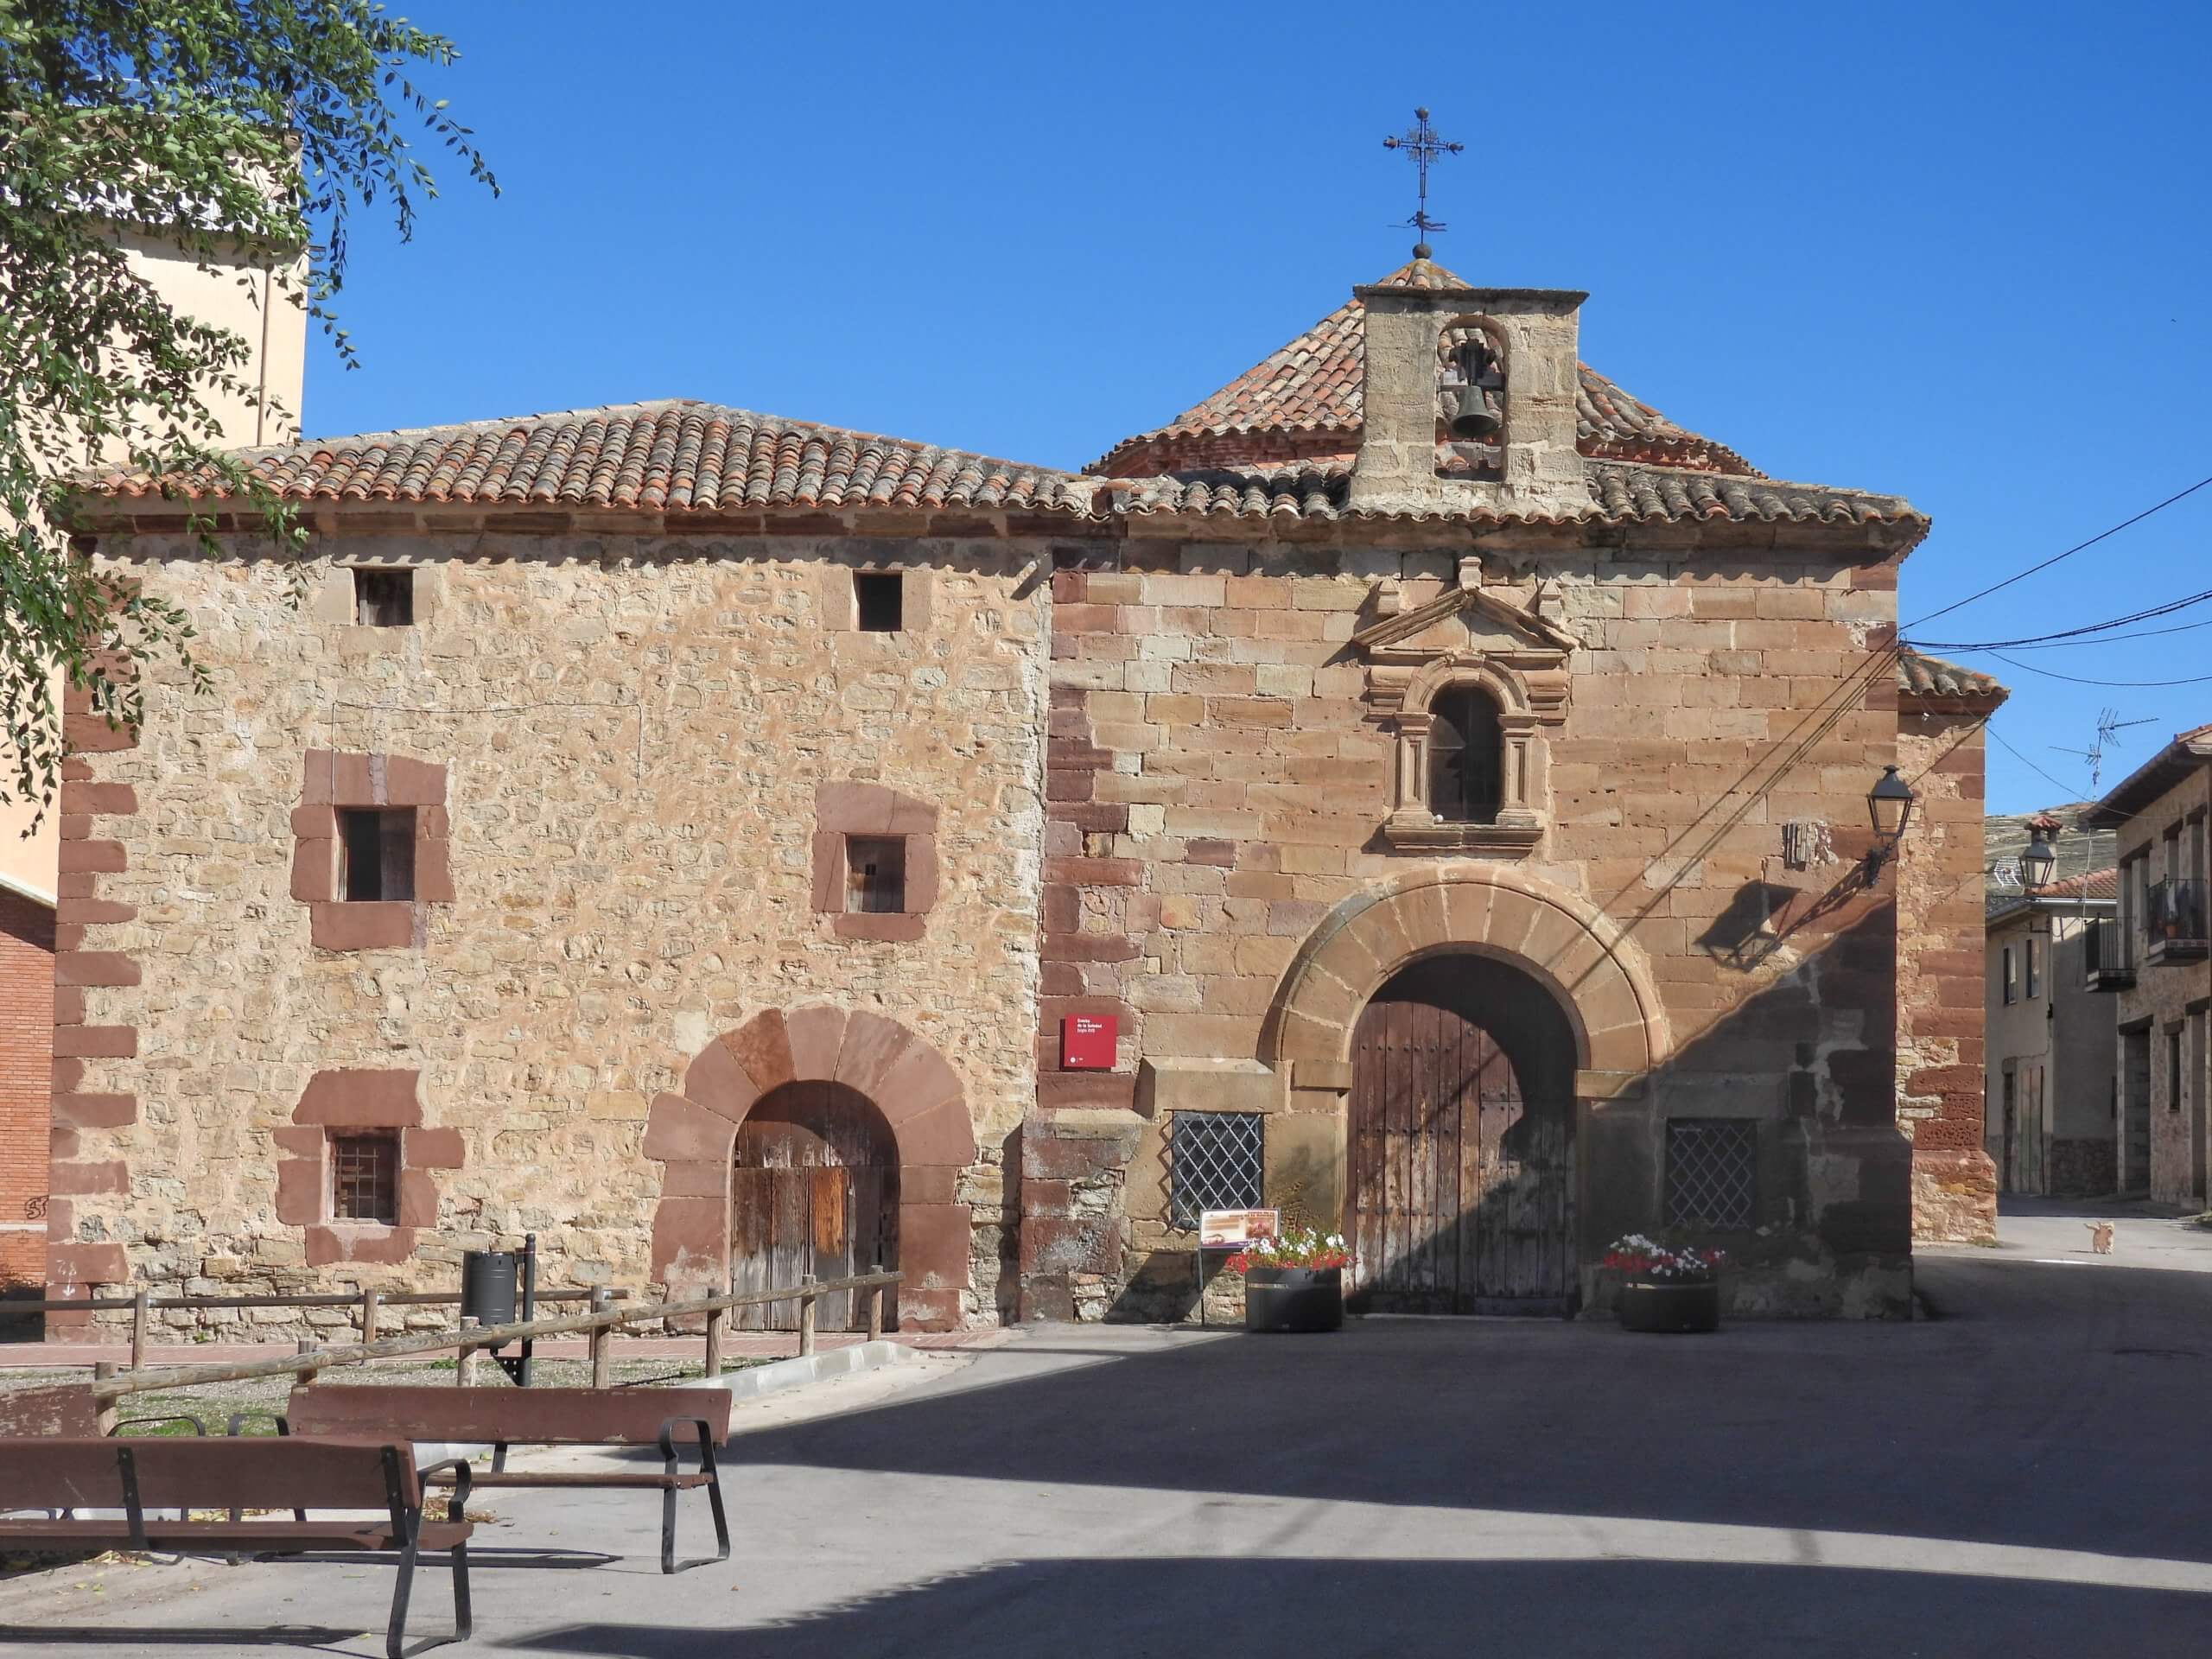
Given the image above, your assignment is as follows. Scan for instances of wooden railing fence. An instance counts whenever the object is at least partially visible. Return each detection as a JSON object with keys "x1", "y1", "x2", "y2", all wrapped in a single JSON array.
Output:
[
  {"x1": 3, "y1": 1285, "x2": 632, "y2": 1371},
  {"x1": 84, "y1": 1271, "x2": 902, "y2": 1408}
]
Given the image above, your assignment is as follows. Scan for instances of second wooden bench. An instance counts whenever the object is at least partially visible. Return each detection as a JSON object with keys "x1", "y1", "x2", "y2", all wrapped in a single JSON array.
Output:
[{"x1": 265, "y1": 1385, "x2": 732, "y2": 1574}]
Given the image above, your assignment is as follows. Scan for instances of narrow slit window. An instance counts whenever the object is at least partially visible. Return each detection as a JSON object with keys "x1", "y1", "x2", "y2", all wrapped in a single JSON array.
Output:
[
  {"x1": 854, "y1": 571, "x2": 904, "y2": 632},
  {"x1": 330, "y1": 1132, "x2": 398, "y2": 1224},
  {"x1": 339, "y1": 808, "x2": 416, "y2": 903},
  {"x1": 845, "y1": 836, "x2": 906, "y2": 913},
  {"x1": 353, "y1": 569, "x2": 414, "y2": 627}
]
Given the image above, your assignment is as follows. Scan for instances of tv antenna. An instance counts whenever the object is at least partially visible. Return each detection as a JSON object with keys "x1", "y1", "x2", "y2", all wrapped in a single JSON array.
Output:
[{"x1": 2050, "y1": 706, "x2": 2157, "y2": 794}]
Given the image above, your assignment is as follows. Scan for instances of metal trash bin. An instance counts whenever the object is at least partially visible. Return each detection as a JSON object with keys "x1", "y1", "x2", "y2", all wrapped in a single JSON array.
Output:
[{"x1": 459, "y1": 1249, "x2": 519, "y2": 1327}]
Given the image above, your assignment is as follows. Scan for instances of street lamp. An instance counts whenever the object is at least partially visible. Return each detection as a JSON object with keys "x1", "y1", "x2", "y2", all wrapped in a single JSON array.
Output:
[
  {"x1": 2020, "y1": 822, "x2": 2059, "y2": 893},
  {"x1": 1865, "y1": 766, "x2": 1916, "y2": 877}
]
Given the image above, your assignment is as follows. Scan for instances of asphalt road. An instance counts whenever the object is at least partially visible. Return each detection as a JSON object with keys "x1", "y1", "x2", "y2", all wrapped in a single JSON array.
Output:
[{"x1": 9, "y1": 1212, "x2": 2212, "y2": 1658}]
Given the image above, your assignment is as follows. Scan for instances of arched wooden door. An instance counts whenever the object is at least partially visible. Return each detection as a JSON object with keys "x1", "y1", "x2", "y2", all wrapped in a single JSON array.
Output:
[
  {"x1": 731, "y1": 1082, "x2": 898, "y2": 1332},
  {"x1": 1348, "y1": 991, "x2": 1574, "y2": 1315}
]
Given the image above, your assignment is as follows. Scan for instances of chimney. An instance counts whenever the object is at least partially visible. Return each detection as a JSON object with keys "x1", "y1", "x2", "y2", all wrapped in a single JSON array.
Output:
[{"x1": 1347, "y1": 277, "x2": 1592, "y2": 518}]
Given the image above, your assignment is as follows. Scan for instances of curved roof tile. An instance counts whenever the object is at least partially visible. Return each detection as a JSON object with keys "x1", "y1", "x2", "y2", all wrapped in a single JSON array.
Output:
[{"x1": 87, "y1": 401, "x2": 1103, "y2": 518}]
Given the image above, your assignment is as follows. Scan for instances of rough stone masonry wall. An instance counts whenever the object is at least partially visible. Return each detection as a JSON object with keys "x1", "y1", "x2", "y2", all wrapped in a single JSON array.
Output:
[
  {"x1": 1896, "y1": 708, "x2": 1999, "y2": 1242},
  {"x1": 1033, "y1": 533, "x2": 1911, "y2": 1320},
  {"x1": 54, "y1": 531, "x2": 1048, "y2": 1335}
]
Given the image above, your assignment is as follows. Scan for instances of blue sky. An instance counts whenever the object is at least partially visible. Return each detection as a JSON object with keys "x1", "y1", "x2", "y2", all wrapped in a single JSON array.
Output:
[{"x1": 311, "y1": 0, "x2": 2211, "y2": 818}]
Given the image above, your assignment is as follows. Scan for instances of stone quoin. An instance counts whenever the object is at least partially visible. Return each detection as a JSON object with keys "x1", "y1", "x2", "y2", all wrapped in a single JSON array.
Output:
[{"x1": 48, "y1": 254, "x2": 2000, "y2": 1334}]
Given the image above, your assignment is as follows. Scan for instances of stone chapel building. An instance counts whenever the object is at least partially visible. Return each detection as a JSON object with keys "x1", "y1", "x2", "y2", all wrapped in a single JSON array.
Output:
[{"x1": 42, "y1": 256, "x2": 1999, "y2": 1333}]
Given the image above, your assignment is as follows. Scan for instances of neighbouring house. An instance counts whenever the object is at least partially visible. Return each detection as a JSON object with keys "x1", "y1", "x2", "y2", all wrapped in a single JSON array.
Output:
[
  {"x1": 0, "y1": 224, "x2": 305, "y2": 1298},
  {"x1": 49, "y1": 252, "x2": 1999, "y2": 1334},
  {"x1": 2082, "y1": 727, "x2": 2212, "y2": 1205},
  {"x1": 1984, "y1": 867, "x2": 2119, "y2": 1196}
]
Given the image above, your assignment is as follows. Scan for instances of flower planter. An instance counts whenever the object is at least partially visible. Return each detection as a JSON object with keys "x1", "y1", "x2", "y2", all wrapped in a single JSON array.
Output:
[
  {"x1": 1617, "y1": 1279, "x2": 1719, "y2": 1333},
  {"x1": 1244, "y1": 1267, "x2": 1344, "y2": 1333}
]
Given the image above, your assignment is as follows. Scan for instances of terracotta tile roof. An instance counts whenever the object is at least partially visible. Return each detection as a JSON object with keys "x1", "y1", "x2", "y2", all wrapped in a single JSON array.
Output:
[
  {"x1": 2038, "y1": 867, "x2": 2119, "y2": 900},
  {"x1": 86, "y1": 400, "x2": 1100, "y2": 517},
  {"x1": 1103, "y1": 458, "x2": 1921, "y2": 531},
  {"x1": 1091, "y1": 257, "x2": 1758, "y2": 479},
  {"x1": 1896, "y1": 648, "x2": 2005, "y2": 700}
]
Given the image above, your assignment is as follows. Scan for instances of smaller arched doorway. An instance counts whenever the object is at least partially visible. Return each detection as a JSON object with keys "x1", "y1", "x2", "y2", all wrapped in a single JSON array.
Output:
[
  {"x1": 1348, "y1": 955, "x2": 1579, "y2": 1316},
  {"x1": 731, "y1": 1082, "x2": 899, "y2": 1332}
]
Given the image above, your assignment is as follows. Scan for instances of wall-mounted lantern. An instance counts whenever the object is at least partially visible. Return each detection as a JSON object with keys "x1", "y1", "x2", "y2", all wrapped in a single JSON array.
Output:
[
  {"x1": 2020, "y1": 822, "x2": 2059, "y2": 893},
  {"x1": 1864, "y1": 766, "x2": 1916, "y2": 877}
]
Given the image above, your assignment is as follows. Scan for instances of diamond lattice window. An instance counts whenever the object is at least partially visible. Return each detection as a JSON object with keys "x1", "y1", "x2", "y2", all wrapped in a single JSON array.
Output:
[
  {"x1": 1665, "y1": 1118, "x2": 1756, "y2": 1230},
  {"x1": 1168, "y1": 1111, "x2": 1265, "y2": 1230}
]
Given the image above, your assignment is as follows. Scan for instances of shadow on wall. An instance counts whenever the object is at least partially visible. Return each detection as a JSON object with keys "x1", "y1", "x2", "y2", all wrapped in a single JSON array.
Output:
[{"x1": 1112, "y1": 898, "x2": 1907, "y2": 1322}]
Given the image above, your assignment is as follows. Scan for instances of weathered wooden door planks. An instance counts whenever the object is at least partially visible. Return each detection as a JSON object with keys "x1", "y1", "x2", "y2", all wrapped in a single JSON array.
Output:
[
  {"x1": 730, "y1": 1081, "x2": 897, "y2": 1332},
  {"x1": 1349, "y1": 994, "x2": 1573, "y2": 1314}
]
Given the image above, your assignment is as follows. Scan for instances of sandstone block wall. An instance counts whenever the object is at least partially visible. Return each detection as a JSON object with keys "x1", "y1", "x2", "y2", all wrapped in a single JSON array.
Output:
[
  {"x1": 54, "y1": 534, "x2": 1049, "y2": 1333},
  {"x1": 1897, "y1": 710, "x2": 1999, "y2": 1241},
  {"x1": 1034, "y1": 534, "x2": 1914, "y2": 1319}
]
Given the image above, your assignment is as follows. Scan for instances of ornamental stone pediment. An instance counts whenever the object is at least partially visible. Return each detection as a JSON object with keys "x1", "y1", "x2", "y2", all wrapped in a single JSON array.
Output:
[{"x1": 1356, "y1": 563, "x2": 1574, "y2": 856}]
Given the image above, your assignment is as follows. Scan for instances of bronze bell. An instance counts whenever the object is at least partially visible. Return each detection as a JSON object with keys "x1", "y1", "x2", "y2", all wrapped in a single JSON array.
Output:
[{"x1": 1449, "y1": 382, "x2": 1502, "y2": 440}]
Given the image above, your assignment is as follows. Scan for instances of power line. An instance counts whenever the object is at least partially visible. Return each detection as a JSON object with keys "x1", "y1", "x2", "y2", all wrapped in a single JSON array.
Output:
[
  {"x1": 1942, "y1": 613, "x2": 2212, "y2": 652},
  {"x1": 1900, "y1": 471, "x2": 2212, "y2": 632},
  {"x1": 1907, "y1": 585, "x2": 2212, "y2": 652},
  {"x1": 1986, "y1": 650, "x2": 2212, "y2": 690},
  {"x1": 1986, "y1": 719, "x2": 2087, "y2": 799}
]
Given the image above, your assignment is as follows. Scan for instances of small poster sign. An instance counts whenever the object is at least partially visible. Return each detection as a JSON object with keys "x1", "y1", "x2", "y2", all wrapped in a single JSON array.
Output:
[
  {"x1": 1198, "y1": 1209, "x2": 1279, "y2": 1250},
  {"x1": 1059, "y1": 1014, "x2": 1116, "y2": 1071}
]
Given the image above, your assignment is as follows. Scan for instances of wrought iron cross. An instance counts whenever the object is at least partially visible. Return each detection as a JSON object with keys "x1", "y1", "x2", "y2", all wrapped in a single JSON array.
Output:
[{"x1": 1382, "y1": 106, "x2": 1464, "y2": 257}]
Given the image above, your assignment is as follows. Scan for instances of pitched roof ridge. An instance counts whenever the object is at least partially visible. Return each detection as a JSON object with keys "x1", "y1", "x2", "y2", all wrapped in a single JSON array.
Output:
[{"x1": 243, "y1": 397, "x2": 705, "y2": 458}]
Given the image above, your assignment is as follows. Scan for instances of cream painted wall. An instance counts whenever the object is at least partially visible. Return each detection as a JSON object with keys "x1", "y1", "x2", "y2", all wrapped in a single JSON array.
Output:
[{"x1": 0, "y1": 230, "x2": 306, "y2": 899}]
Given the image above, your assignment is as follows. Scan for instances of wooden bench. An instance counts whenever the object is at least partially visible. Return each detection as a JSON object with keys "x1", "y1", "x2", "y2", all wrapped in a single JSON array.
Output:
[
  {"x1": 271, "y1": 1385, "x2": 731, "y2": 1574},
  {"x1": 0, "y1": 1435, "x2": 472, "y2": 1657},
  {"x1": 0, "y1": 1380, "x2": 211, "y2": 1439}
]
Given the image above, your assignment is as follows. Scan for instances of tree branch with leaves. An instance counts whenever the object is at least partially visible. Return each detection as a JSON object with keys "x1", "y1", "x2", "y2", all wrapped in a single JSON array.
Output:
[{"x1": 0, "y1": 0, "x2": 494, "y2": 818}]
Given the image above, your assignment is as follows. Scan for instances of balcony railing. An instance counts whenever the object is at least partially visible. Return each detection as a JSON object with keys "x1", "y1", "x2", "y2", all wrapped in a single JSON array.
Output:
[
  {"x1": 2083, "y1": 915, "x2": 2135, "y2": 990},
  {"x1": 2146, "y1": 878, "x2": 2209, "y2": 965}
]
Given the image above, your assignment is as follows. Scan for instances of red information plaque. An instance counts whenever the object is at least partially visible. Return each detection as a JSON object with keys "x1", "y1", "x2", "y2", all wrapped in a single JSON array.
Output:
[{"x1": 1059, "y1": 1014, "x2": 1117, "y2": 1070}]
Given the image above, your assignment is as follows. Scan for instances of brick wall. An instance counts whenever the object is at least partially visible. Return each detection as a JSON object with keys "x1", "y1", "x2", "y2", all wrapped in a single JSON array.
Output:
[{"x1": 0, "y1": 887, "x2": 54, "y2": 1288}]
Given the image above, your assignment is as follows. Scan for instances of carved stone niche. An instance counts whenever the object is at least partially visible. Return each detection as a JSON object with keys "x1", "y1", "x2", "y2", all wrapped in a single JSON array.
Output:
[{"x1": 1354, "y1": 563, "x2": 1574, "y2": 857}]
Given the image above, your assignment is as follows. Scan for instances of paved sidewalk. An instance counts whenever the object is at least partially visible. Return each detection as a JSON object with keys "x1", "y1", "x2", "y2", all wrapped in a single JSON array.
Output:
[
  {"x1": 8, "y1": 1250, "x2": 2212, "y2": 1657},
  {"x1": 1916, "y1": 1193, "x2": 2212, "y2": 1278}
]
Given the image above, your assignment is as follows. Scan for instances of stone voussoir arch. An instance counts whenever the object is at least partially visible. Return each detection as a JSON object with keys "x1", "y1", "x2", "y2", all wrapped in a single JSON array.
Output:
[
  {"x1": 643, "y1": 1005, "x2": 977, "y2": 1329},
  {"x1": 1260, "y1": 865, "x2": 1670, "y2": 1091}
]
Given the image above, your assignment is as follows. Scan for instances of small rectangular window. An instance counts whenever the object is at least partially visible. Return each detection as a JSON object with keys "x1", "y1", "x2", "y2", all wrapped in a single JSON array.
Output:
[
  {"x1": 854, "y1": 571, "x2": 904, "y2": 632},
  {"x1": 1168, "y1": 1111, "x2": 1265, "y2": 1230},
  {"x1": 339, "y1": 808, "x2": 416, "y2": 902},
  {"x1": 2025, "y1": 936, "x2": 2042, "y2": 1000},
  {"x1": 845, "y1": 836, "x2": 906, "y2": 913},
  {"x1": 1666, "y1": 1118, "x2": 1758, "y2": 1230},
  {"x1": 330, "y1": 1132, "x2": 398, "y2": 1224},
  {"x1": 353, "y1": 569, "x2": 414, "y2": 627},
  {"x1": 2001, "y1": 946, "x2": 2017, "y2": 1005},
  {"x1": 2170, "y1": 1030, "x2": 2183, "y2": 1112}
]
